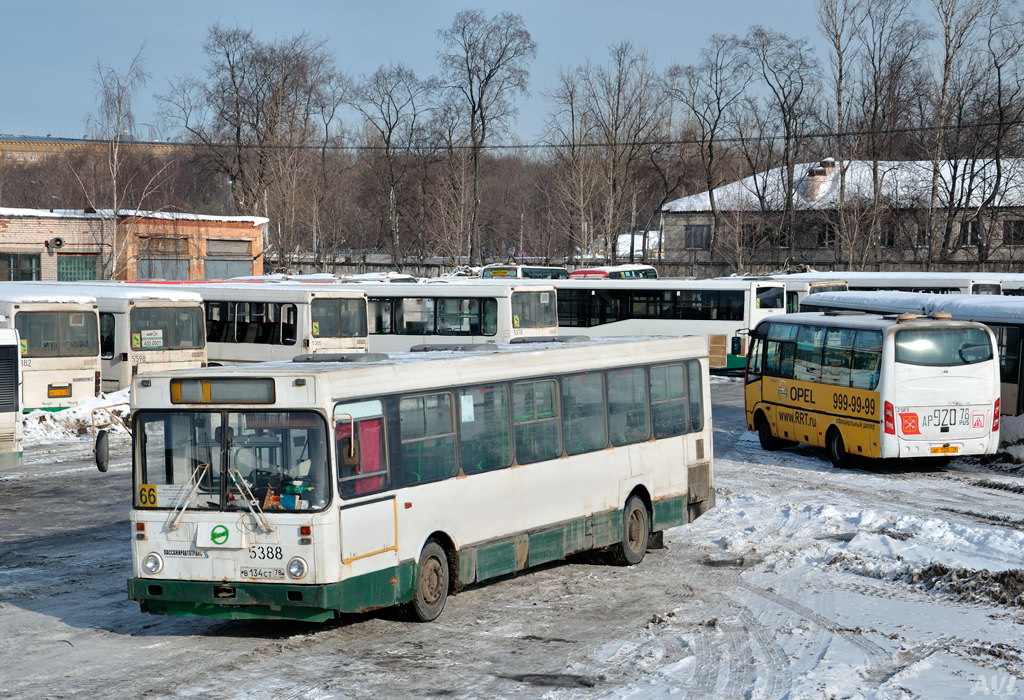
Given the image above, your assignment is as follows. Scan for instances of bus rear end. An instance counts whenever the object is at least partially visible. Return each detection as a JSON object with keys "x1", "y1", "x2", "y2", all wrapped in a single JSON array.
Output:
[
  {"x1": 508, "y1": 287, "x2": 559, "y2": 341},
  {"x1": 882, "y1": 319, "x2": 1001, "y2": 460},
  {"x1": 112, "y1": 300, "x2": 206, "y2": 390},
  {"x1": 0, "y1": 329, "x2": 21, "y2": 467},
  {"x1": 15, "y1": 303, "x2": 100, "y2": 410}
]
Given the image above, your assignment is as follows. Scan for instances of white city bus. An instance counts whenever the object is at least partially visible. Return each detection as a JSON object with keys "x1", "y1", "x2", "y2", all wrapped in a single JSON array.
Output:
[
  {"x1": 357, "y1": 282, "x2": 559, "y2": 351},
  {"x1": 0, "y1": 284, "x2": 100, "y2": 410},
  {"x1": 516, "y1": 278, "x2": 786, "y2": 370},
  {"x1": 569, "y1": 264, "x2": 659, "y2": 280},
  {"x1": 154, "y1": 284, "x2": 369, "y2": 365},
  {"x1": 0, "y1": 329, "x2": 22, "y2": 467},
  {"x1": 745, "y1": 311, "x2": 1000, "y2": 467},
  {"x1": 50, "y1": 284, "x2": 207, "y2": 392},
  {"x1": 105, "y1": 336, "x2": 714, "y2": 622}
]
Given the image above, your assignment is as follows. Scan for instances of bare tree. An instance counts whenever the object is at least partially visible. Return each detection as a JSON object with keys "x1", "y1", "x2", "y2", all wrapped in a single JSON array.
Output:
[
  {"x1": 437, "y1": 9, "x2": 536, "y2": 263},
  {"x1": 666, "y1": 34, "x2": 751, "y2": 269},
  {"x1": 72, "y1": 48, "x2": 171, "y2": 278},
  {"x1": 350, "y1": 64, "x2": 438, "y2": 268},
  {"x1": 741, "y1": 27, "x2": 821, "y2": 264},
  {"x1": 160, "y1": 25, "x2": 346, "y2": 266}
]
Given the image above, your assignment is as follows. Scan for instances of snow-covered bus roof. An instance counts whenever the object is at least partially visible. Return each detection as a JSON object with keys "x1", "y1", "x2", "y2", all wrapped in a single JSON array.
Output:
[
  {"x1": 507, "y1": 278, "x2": 785, "y2": 291},
  {"x1": 125, "y1": 282, "x2": 366, "y2": 302},
  {"x1": 803, "y1": 290, "x2": 1024, "y2": 324},
  {"x1": 132, "y1": 336, "x2": 708, "y2": 409},
  {"x1": 45, "y1": 282, "x2": 203, "y2": 303},
  {"x1": 0, "y1": 282, "x2": 96, "y2": 305}
]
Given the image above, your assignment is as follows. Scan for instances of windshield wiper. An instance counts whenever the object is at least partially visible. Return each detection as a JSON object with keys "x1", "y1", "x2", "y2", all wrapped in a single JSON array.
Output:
[
  {"x1": 167, "y1": 462, "x2": 211, "y2": 532},
  {"x1": 228, "y1": 468, "x2": 274, "y2": 533}
]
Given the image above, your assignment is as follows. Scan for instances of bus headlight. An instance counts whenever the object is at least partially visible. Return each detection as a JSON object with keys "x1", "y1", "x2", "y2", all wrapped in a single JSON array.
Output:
[
  {"x1": 287, "y1": 557, "x2": 308, "y2": 579},
  {"x1": 142, "y1": 553, "x2": 164, "y2": 574}
]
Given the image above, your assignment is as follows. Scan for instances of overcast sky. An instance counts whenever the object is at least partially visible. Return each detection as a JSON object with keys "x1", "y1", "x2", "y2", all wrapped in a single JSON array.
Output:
[{"x1": 4, "y1": 0, "x2": 823, "y2": 142}]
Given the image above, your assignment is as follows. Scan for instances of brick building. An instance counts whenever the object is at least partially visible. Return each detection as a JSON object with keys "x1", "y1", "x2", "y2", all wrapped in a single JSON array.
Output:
[{"x1": 0, "y1": 207, "x2": 267, "y2": 281}]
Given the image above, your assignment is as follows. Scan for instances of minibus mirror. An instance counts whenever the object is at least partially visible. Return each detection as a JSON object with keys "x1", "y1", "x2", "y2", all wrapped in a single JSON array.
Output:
[{"x1": 95, "y1": 429, "x2": 110, "y2": 473}]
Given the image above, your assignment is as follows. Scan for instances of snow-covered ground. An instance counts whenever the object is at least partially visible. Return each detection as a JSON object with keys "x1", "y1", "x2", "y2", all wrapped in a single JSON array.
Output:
[{"x1": 0, "y1": 379, "x2": 1021, "y2": 698}]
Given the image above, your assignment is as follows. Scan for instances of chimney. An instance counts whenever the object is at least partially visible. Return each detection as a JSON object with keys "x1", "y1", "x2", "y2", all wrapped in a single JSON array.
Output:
[{"x1": 805, "y1": 161, "x2": 832, "y2": 202}]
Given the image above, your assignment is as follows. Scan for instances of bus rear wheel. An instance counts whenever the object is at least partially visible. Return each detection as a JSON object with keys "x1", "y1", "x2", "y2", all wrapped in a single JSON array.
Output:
[
  {"x1": 826, "y1": 428, "x2": 851, "y2": 469},
  {"x1": 409, "y1": 540, "x2": 449, "y2": 622},
  {"x1": 608, "y1": 495, "x2": 649, "y2": 566}
]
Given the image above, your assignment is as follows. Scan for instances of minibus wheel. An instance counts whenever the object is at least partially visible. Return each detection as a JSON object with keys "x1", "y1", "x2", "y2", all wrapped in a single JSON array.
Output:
[
  {"x1": 409, "y1": 540, "x2": 449, "y2": 622},
  {"x1": 756, "y1": 413, "x2": 782, "y2": 451},
  {"x1": 826, "y1": 428, "x2": 851, "y2": 469}
]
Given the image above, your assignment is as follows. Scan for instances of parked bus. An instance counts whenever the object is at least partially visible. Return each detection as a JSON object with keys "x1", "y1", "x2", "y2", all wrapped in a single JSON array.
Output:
[
  {"x1": 515, "y1": 278, "x2": 786, "y2": 370},
  {"x1": 569, "y1": 264, "x2": 659, "y2": 280},
  {"x1": 357, "y1": 282, "x2": 559, "y2": 351},
  {"x1": 771, "y1": 271, "x2": 1001, "y2": 295},
  {"x1": 802, "y1": 290, "x2": 1024, "y2": 417},
  {"x1": 0, "y1": 329, "x2": 21, "y2": 467},
  {"x1": 50, "y1": 284, "x2": 207, "y2": 392},
  {"x1": 0, "y1": 284, "x2": 100, "y2": 410},
  {"x1": 480, "y1": 263, "x2": 569, "y2": 280},
  {"x1": 100, "y1": 336, "x2": 713, "y2": 622},
  {"x1": 180, "y1": 284, "x2": 368, "y2": 365},
  {"x1": 745, "y1": 311, "x2": 1000, "y2": 468}
]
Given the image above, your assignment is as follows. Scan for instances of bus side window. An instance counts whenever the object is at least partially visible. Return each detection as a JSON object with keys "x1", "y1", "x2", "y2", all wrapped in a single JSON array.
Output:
[
  {"x1": 335, "y1": 400, "x2": 388, "y2": 498},
  {"x1": 481, "y1": 298, "x2": 497, "y2": 335},
  {"x1": 822, "y1": 328, "x2": 856, "y2": 387},
  {"x1": 458, "y1": 385, "x2": 511, "y2": 472},
  {"x1": 764, "y1": 340, "x2": 795, "y2": 379},
  {"x1": 399, "y1": 393, "x2": 457, "y2": 484},
  {"x1": 649, "y1": 364, "x2": 685, "y2": 438},
  {"x1": 512, "y1": 380, "x2": 562, "y2": 462},
  {"x1": 100, "y1": 312, "x2": 115, "y2": 360},
  {"x1": 607, "y1": 368, "x2": 650, "y2": 446},
  {"x1": 686, "y1": 360, "x2": 704, "y2": 432},
  {"x1": 562, "y1": 372, "x2": 608, "y2": 452},
  {"x1": 851, "y1": 330, "x2": 882, "y2": 389},
  {"x1": 795, "y1": 325, "x2": 825, "y2": 380}
]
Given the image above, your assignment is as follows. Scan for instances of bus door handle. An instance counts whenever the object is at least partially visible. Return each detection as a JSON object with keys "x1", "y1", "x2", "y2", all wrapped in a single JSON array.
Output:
[{"x1": 119, "y1": 352, "x2": 128, "y2": 362}]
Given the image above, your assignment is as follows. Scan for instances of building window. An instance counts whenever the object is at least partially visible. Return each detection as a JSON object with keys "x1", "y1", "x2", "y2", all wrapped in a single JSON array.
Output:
[
  {"x1": 881, "y1": 228, "x2": 895, "y2": 248},
  {"x1": 57, "y1": 254, "x2": 99, "y2": 281},
  {"x1": 0, "y1": 254, "x2": 40, "y2": 281},
  {"x1": 817, "y1": 223, "x2": 836, "y2": 248},
  {"x1": 683, "y1": 225, "x2": 710, "y2": 250},
  {"x1": 137, "y1": 258, "x2": 188, "y2": 280},
  {"x1": 1005, "y1": 220, "x2": 1024, "y2": 246},
  {"x1": 962, "y1": 219, "x2": 981, "y2": 246}
]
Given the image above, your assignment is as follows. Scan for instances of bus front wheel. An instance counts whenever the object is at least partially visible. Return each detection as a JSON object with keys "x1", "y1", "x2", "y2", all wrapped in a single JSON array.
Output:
[
  {"x1": 756, "y1": 414, "x2": 783, "y2": 451},
  {"x1": 409, "y1": 540, "x2": 449, "y2": 622},
  {"x1": 826, "y1": 428, "x2": 851, "y2": 469},
  {"x1": 609, "y1": 495, "x2": 649, "y2": 566}
]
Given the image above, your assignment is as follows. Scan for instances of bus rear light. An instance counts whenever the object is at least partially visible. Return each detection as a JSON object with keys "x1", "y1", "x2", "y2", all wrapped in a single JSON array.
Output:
[
  {"x1": 136, "y1": 523, "x2": 146, "y2": 531},
  {"x1": 993, "y1": 398, "x2": 1000, "y2": 431},
  {"x1": 299, "y1": 525, "x2": 312, "y2": 536},
  {"x1": 95, "y1": 371, "x2": 101, "y2": 397},
  {"x1": 884, "y1": 401, "x2": 895, "y2": 435}
]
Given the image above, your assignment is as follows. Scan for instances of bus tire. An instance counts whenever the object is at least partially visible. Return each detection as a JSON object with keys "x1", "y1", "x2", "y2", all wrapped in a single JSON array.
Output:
[
  {"x1": 826, "y1": 428, "x2": 851, "y2": 469},
  {"x1": 756, "y1": 413, "x2": 783, "y2": 451},
  {"x1": 409, "y1": 540, "x2": 449, "y2": 622},
  {"x1": 609, "y1": 495, "x2": 649, "y2": 566}
]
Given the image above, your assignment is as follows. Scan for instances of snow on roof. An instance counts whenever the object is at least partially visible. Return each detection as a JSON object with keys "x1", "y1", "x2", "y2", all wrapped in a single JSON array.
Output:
[
  {"x1": 0, "y1": 206, "x2": 268, "y2": 226},
  {"x1": 662, "y1": 158, "x2": 1024, "y2": 213},
  {"x1": 807, "y1": 290, "x2": 1024, "y2": 324},
  {"x1": 0, "y1": 282, "x2": 95, "y2": 304},
  {"x1": 48, "y1": 282, "x2": 203, "y2": 303}
]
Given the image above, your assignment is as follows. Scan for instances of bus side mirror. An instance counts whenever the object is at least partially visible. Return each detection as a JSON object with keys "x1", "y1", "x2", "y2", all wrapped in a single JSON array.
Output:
[
  {"x1": 95, "y1": 429, "x2": 110, "y2": 473},
  {"x1": 732, "y1": 336, "x2": 743, "y2": 356}
]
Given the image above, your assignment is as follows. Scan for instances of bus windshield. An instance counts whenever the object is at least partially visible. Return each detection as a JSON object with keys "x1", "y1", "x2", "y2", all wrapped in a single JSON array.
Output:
[
  {"x1": 15, "y1": 311, "x2": 98, "y2": 358},
  {"x1": 895, "y1": 327, "x2": 993, "y2": 366},
  {"x1": 311, "y1": 298, "x2": 368, "y2": 338},
  {"x1": 130, "y1": 306, "x2": 205, "y2": 351},
  {"x1": 136, "y1": 411, "x2": 330, "y2": 512},
  {"x1": 511, "y1": 291, "x2": 558, "y2": 328}
]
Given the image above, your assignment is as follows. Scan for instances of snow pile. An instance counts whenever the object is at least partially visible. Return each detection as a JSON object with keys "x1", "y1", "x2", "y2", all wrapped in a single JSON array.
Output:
[
  {"x1": 22, "y1": 389, "x2": 130, "y2": 445},
  {"x1": 690, "y1": 490, "x2": 1024, "y2": 608}
]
